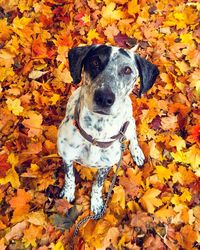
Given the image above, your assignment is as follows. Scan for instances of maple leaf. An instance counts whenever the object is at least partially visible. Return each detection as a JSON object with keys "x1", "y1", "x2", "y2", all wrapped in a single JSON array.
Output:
[
  {"x1": 155, "y1": 165, "x2": 172, "y2": 182},
  {"x1": 169, "y1": 135, "x2": 186, "y2": 151},
  {"x1": 0, "y1": 154, "x2": 11, "y2": 178},
  {"x1": 0, "y1": 49, "x2": 15, "y2": 68},
  {"x1": 53, "y1": 240, "x2": 65, "y2": 250},
  {"x1": 101, "y1": 227, "x2": 119, "y2": 248},
  {"x1": 101, "y1": 2, "x2": 125, "y2": 23},
  {"x1": 9, "y1": 189, "x2": 32, "y2": 221},
  {"x1": 161, "y1": 114, "x2": 178, "y2": 131},
  {"x1": 87, "y1": 29, "x2": 100, "y2": 44},
  {"x1": 5, "y1": 221, "x2": 28, "y2": 242},
  {"x1": 0, "y1": 67, "x2": 15, "y2": 82},
  {"x1": 50, "y1": 93, "x2": 61, "y2": 105},
  {"x1": 180, "y1": 225, "x2": 197, "y2": 249},
  {"x1": 128, "y1": 0, "x2": 140, "y2": 16},
  {"x1": 149, "y1": 140, "x2": 162, "y2": 160},
  {"x1": 155, "y1": 205, "x2": 176, "y2": 223},
  {"x1": 27, "y1": 210, "x2": 47, "y2": 226},
  {"x1": 139, "y1": 188, "x2": 163, "y2": 213},
  {"x1": 111, "y1": 185, "x2": 125, "y2": 210},
  {"x1": 0, "y1": 167, "x2": 20, "y2": 189},
  {"x1": 23, "y1": 224, "x2": 43, "y2": 248},
  {"x1": 22, "y1": 111, "x2": 43, "y2": 137},
  {"x1": 6, "y1": 98, "x2": 24, "y2": 116},
  {"x1": 188, "y1": 124, "x2": 200, "y2": 146},
  {"x1": 131, "y1": 211, "x2": 153, "y2": 233},
  {"x1": 104, "y1": 24, "x2": 119, "y2": 43},
  {"x1": 32, "y1": 37, "x2": 48, "y2": 59},
  {"x1": 185, "y1": 145, "x2": 200, "y2": 174}
]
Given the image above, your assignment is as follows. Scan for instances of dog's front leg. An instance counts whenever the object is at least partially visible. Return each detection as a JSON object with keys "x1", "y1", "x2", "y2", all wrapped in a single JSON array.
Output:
[
  {"x1": 129, "y1": 120, "x2": 145, "y2": 167},
  {"x1": 60, "y1": 162, "x2": 75, "y2": 202},
  {"x1": 91, "y1": 167, "x2": 111, "y2": 215}
]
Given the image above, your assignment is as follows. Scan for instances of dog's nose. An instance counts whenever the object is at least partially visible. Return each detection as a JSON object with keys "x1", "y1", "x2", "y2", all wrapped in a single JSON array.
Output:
[{"x1": 94, "y1": 88, "x2": 115, "y2": 108}]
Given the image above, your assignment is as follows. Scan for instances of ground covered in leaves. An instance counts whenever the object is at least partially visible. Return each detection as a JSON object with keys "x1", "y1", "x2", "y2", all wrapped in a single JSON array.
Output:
[{"x1": 0, "y1": 0, "x2": 200, "y2": 249}]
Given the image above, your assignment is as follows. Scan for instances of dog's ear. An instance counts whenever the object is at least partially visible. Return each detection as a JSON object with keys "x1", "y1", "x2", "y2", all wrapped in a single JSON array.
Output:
[
  {"x1": 135, "y1": 54, "x2": 159, "y2": 97},
  {"x1": 68, "y1": 45, "x2": 95, "y2": 84}
]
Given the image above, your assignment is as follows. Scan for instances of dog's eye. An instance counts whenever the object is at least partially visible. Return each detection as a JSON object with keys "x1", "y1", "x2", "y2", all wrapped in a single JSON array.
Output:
[
  {"x1": 90, "y1": 57, "x2": 100, "y2": 68},
  {"x1": 122, "y1": 66, "x2": 132, "y2": 75}
]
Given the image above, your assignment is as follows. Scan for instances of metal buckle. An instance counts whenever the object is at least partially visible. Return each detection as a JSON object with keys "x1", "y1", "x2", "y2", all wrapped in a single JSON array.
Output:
[
  {"x1": 119, "y1": 131, "x2": 126, "y2": 143},
  {"x1": 92, "y1": 138, "x2": 97, "y2": 146}
]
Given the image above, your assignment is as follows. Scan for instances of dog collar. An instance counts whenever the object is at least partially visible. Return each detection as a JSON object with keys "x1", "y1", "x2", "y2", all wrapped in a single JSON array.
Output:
[{"x1": 74, "y1": 104, "x2": 129, "y2": 148}]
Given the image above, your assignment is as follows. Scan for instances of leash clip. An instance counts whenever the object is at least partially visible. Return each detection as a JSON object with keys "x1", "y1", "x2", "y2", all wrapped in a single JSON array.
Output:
[
  {"x1": 92, "y1": 138, "x2": 97, "y2": 146},
  {"x1": 119, "y1": 131, "x2": 126, "y2": 143}
]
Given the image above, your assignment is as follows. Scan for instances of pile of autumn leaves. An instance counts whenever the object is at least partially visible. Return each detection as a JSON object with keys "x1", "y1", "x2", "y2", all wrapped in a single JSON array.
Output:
[{"x1": 0, "y1": 0, "x2": 200, "y2": 249}]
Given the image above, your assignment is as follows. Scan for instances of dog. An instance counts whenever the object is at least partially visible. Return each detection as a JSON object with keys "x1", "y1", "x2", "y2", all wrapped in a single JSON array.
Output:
[{"x1": 57, "y1": 45, "x2": 159, "y2": 215}]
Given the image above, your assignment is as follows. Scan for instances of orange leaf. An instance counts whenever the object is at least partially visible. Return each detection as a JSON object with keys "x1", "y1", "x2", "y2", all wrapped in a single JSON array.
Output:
[
  {"x1": 22, "y1": 111, "x2": 43, "y2": 137},
  {"x1": 9, "y1": 189, "x2": 32, "y2": 219},
  {"x1": 139, "y1": 188, "x2": 163, "y2": 213}
]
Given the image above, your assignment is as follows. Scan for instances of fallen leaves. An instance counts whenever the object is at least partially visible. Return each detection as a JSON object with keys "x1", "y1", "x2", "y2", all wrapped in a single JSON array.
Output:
[
  {"x1": 0, "y1": 0, "x2": 200, "y2": 249},
  {"x1": 139, "y1": 188, "x2": 163, "y2": 213}
]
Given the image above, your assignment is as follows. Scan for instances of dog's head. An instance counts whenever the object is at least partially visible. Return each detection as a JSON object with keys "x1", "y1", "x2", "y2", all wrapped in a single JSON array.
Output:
[{"x1": 68, "y1": 45, "x2": 159, "y2": 115}]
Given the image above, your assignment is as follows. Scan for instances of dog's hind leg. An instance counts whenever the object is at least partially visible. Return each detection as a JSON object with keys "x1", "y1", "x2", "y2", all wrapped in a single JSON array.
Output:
[
  {"x1": 91, "y1": 167, "x2": 111, "y2": 215},
  {"x1": 60, "y1": 162, "x2": 75, "y2": 202}
]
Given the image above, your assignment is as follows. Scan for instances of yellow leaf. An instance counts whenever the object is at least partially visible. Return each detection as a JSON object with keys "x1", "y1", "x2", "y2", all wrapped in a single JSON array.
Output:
[
  {"x1": 180, "y1": 188, "x2": 192, "y2": 203},
  {"x1": 139, "y1": 188, "x2": 162, "y2": 213},
  {"x1": 111, "y1": 185, "x2": 125, "y2": 209},
  {"x1": 7, "y1": 153, "x2": 19, "y2": 168},
  {"x1": 102, "y1": 2, "x2": 124, "y2": 21},
  {"x1": 169, "y1": 134, "x2": 186, "y2": 151},
  {"x1": 185, "y1": 145, "x2": 200, "y2": 171},
  {"x1": 28, "y1": 210, "x2": 47, "y2": 226},
  {"x1": 0, "y1": 168, "x2": 20, "y2": 189},
  {"x1": 149, "y1": 140, "x2": 162, "y2": 160},
  {"x1": 0, "y1": 67, "x2": 15, "y2": 82},
  {"x1": 30, "y1": 164, "x2": 39, "y2": 172},
  {"x1": 128, "y1": 0, "x2": 140, "y2": 16},
  {"x1": 155, "y1": 206, "x2": 175, "y2": 223},
  {"x1": 87, "y1": 29, "x2": 100, "y2": 44},
  {"x1": 53, "y1": 240, "x2": 64, "y2": 250},
  {"x1": 82, "y1": 14, "x2": 90, "y2": 23},
  {"x1": 155, "y1": 165, "x2": 172, "y2": 182},
  {"x1": 175, "y1": 60, "x2": 189, "y2": 75},
  {"x1": 171, "y1": 151, "x2": 187, "y2": 164},
  {"x1": 23, "y1": 224, "x2": 43, "y2": 248},
  {"x1": 18, "y1": 0, "x2": 33, "y2": 12},
  {"x1": 50, "y1": 94, "x2": 60, "y2": 105},
  {"x1": 118, "y1": 235, "x2": 126, "y2": 250},
  {"x1": 6, "y1": 98, "x2": 23, "y2": 115},
  {"x1": 12, "y1": 16, "x2": 32, "y2": 30}
]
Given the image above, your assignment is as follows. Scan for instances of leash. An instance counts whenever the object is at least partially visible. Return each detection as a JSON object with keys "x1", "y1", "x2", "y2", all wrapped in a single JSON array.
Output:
[{"x1": 69, "y1": 141, "x2": 126, "y2": 250}]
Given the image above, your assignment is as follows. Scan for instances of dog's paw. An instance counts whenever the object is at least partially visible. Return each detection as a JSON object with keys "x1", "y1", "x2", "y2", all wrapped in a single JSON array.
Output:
[
  {"x1": 60, "y1": 185, "x2": 75, "y2": 202},
  {"x1": 130, "y1": 145, "x2": 145, "y2": 167},
  {"x1": 91, "y1": 195, "x2": 104, "y2": 215}
]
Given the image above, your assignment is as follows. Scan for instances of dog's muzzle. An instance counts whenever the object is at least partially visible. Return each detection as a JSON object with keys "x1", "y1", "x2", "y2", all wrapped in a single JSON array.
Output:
[{"x1": 93, "y1": 87, "x2": 115, "y2": 109}]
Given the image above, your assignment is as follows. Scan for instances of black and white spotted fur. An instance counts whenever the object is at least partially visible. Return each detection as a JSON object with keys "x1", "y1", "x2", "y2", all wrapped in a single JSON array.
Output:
[{"x1": 57, "y1": 45, "x2": 159, "y2": 215}]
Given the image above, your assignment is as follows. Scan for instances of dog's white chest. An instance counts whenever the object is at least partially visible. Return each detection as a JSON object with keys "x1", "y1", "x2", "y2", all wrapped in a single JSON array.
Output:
[
  {"x1": 58, "y1": 119, "x2": 122, "y2": 168},
  {"x1": 57, "y1": 88, "x2": 129, "y2": 168}
]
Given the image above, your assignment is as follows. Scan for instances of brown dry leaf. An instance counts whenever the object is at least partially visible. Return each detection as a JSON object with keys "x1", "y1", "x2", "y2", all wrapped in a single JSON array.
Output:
[{"x1": 5, "y1": 221, "x2": 28, "y2": 242}]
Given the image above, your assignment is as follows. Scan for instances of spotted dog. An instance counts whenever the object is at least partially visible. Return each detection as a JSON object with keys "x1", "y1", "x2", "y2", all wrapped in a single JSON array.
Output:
[{"x1": 57, "y1": 45, "x2": 159, "y2": 215}]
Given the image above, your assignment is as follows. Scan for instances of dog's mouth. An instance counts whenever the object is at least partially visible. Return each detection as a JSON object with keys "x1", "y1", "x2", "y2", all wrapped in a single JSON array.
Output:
[{"x1": 93, "y1": 109, "x2": 110, "y2": 115}]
